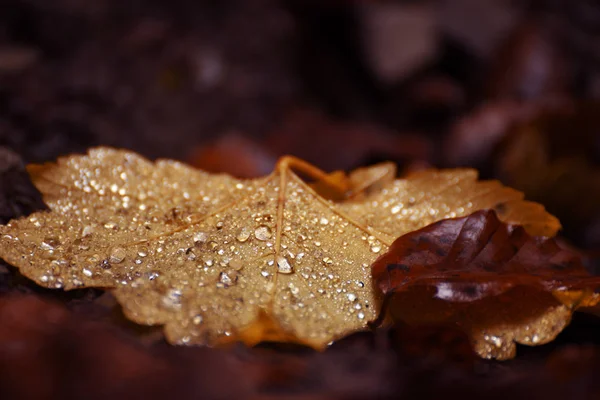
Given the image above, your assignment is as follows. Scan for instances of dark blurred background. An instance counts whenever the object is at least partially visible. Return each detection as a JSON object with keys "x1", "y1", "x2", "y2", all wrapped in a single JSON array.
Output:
[{"x1": 1, "y1": 0, "x2": 600, "y2": 246}]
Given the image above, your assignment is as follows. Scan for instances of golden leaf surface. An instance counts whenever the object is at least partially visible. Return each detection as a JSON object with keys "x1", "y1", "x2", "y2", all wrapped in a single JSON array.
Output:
[{"x1": 0, "y1": 148, "x2": 559, "y2": 348}]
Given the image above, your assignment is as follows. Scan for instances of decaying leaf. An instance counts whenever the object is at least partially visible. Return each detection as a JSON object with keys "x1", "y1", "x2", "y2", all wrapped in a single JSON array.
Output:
[
  {"x1": 372, "y1": 210, "x2": 600, "y2": 359},
  {"x1": 0, "y1": 148, "x2": 559, "y2": 348}
]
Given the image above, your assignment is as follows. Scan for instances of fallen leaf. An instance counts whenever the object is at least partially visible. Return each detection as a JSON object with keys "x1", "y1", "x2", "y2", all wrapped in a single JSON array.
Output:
[
  {"x1": 0, "y1": 148, "x2": 559, "y2": 348},
  {"x1": 372, "y1": 210, "x2": 600, "y2": 359}
]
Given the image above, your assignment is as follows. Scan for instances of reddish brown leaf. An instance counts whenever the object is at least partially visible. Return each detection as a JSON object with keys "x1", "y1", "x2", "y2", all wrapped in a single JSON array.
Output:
[{"x1": 372, "y1": 210, "x2": 600, "y2": 359}]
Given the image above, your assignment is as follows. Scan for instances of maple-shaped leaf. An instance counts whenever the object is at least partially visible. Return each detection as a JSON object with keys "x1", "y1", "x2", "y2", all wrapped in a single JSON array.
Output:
[
  {"x1": 0, "y1": 148, "x2": 559, "y2": 348},
  {"x1": 372, "y1": 210, "x2": 600, "y2": 359}
]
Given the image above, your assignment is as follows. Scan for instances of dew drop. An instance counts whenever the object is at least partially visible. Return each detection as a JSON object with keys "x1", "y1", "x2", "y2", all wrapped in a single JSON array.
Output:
[
  {"x1": 137, "y1": 248, "x2": 148, "y2": 257},
  {"x1": 186, "y1": 248, "x2": 197, "y2": 261},
  {"x1": 109, "y1": 247, "x2": 126, "y2": 264},
  {"x1": 319, "y1": 217, "x2": 329, "y2": 225},
  {"x1": 370, "y1": 243, "x2": 382, "y2": 253},
  {"x1": 193, "y1": 315, "x2": 204, "y2": 325},
  {"x1": 82, "y1": 268, "x2": 93, "y2": 277},
  {"x1": 322, "y1": 257, "x2": 333, "y2": 265},
  {"x1": 41, "y1": 237, "x2": 60, "y2": 251},
  {"x1": 357, "y1": 281, "x2": 365, "y2": 288},
  {"x1": 162, "y1": 288, "x2": 182, "y2": 308},
  {"x1": 82, "y1": 225, "x2": 95, "y2": 237},
  {"x1": 357, "y1": 312, "x2": 365, "y2": 320},
  {"x1": 229, "y1": 260, "x2": 244, "y2": 271},
  {"x1": 254, "y1": 225, "x2": 272, "y2": 241},
  {"x1": 235, "y1": 227, "x2": 251, "y2": 242},
  {"x1": 193, "y1": 232, "x2": 208, "y2": 244},
  {"x1": 219, "y1": 272, "x2": 233, "y2": 286},
  {"x1": 276, "y1": 255, "x2": 293, "y2": 274},
  {"x1": 391, "y1": 205, "x2": 401, "y2": 214},
  {"x1": 216, "y1": 221, "x2": 224, "y2": 230},
  {"x1": 347, "y1": 293, "x2": 357, "y2": 302}
]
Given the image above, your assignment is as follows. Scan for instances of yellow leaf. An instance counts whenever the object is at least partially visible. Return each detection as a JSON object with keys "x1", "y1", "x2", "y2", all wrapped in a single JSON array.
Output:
[{"x1": 0, "y1": 147, "x2": 559, "y2": 348}]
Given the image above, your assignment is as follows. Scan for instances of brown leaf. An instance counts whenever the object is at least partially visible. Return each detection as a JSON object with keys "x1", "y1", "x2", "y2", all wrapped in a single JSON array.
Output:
[{"x1": 372, "y1": 210, "x2": 600, "y2": 359}]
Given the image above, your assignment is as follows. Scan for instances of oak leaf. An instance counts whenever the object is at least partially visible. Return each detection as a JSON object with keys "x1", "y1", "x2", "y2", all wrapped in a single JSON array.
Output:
[
  {"x1": 372, "y1": 210, "x2": 600, "y2": 359},
  {"x1": 0, "y1": 148, "x2": 559, "y2": 348}
]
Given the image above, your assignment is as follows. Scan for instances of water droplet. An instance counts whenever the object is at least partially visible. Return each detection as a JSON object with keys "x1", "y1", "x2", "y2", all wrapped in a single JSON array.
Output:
[
  {"x1": 370, "y1": 243, "x2": 382, "y2": 253},
  {"x1": 104, "y1": 222, "x2": 117, "y2": 229},
  {"x1": 357, "y1": 312, "x2": 365, "y2": 320},
  {"x1": 261, "y1": 270, "x2": 270, "y2": 277},
  {"x1": 219, "y1": 272, "x2": 233, "y2": 286},
  {"x1": 193, "y1": 315, "x2": 204, "y2": 325},
  {"x1": 216, "y1": 221, "x2": 224, "y2": 229},
  {"x1": 229, "y1": 260, "x2": 243, "y2": 270},
  {"x1": 137, "y1": 248, "x2": 148, "y2": 257},
  {"x1": 254, "y1": 225, "x2": 272, "y2": 241},
  {"x1": 347, "y1": 293, "x2": 357, "y2": 302},
  {"x1": 391, "y1": 205, "x2": 401, "y2": 214},
  {"x1": 322, "y1": 257, "x2": 333, "y2": 265},
  {"x1": 162, "y1": 288, "x2": 182, "y2": 308},
  {"x1": 235, "y1": 227, "x2": 251, "y2": 242},
  {"x1": 531, "y1": 334, "x2": 540, "y2": 344},
  {"x1": 186, "y1": 248, "x2": 197, "y2": 261},
  {"x1": 41, "y1": 237, "x2": 60, "y2": 251},
  {"x1": 82, "y1": 225, "x2": 95, "y2": 237},
  {"x1": 488, "y1": 335, "x2": 503, "y2": 348},
  {"x1": 82, "y1": 268, "x2": 93, "y2": 277},
  {"x1": 194, "y1": 232, "x2": 208, "y2": 244},
  {"x1": 109, "y1": 247, "x2": 126, "y2": 264},
  {"x1": 357, "y1": 281, "x2": 365, "y2": 288},
  {"x1": 319, "y1": 217, "x2": 329, "y2": 225},
  {"x1": 266, "y1": 281, "x2": 275, "y2": 293},
  {"x1": 276, "y1": 255, "x2": 293, "y2": 274}
]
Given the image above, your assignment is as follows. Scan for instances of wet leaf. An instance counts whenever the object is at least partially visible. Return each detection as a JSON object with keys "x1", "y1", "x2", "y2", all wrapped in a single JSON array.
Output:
[
  {"x1": 372, "y1": 210, "x2": 600, "y2": 359},
  {"x1": 0, "y1": 148, "x2": 558, "y2": 348}
]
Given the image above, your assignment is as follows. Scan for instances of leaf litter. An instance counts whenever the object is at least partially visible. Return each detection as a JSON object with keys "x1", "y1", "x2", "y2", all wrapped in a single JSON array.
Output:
[{"x1": 0, "y1": 147, "x2": 560, "y2": 351}]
